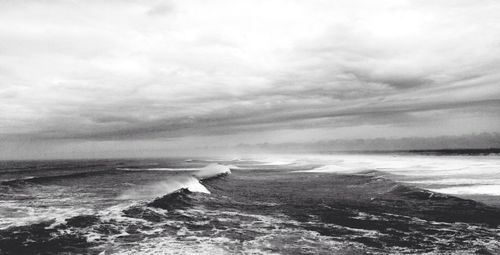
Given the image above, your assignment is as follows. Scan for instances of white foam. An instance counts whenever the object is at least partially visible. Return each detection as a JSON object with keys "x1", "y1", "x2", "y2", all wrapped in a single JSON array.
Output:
[
  {"x1": 430, "y1": 185, "x2": 500, "y2": 196},
  {"x1": 0, "y1": 201, "x2": 95, "y2": 229},
  {"x1": 0, "y1": 184, "x2": 98, "y2": 230},
  {"x1": 404, "y1": 178, "x2": 500, "y2": 186},
  {"x1": 110, "y1": 235, "x2": 232, "y2": 255},
  {"x1": 283, "y1": 154, "x2": 500, "y2": 197}
]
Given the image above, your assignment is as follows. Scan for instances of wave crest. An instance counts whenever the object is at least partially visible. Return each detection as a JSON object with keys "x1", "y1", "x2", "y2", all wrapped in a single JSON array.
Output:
[
  {"x1": 118, "y1": 176, "x2": 210, "y2": 200},
  {"x1": 118, "y1": 164, "x2": 232, "y2": 201}
]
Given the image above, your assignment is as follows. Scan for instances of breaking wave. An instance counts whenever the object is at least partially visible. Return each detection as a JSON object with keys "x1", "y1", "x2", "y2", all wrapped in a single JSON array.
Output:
[
  {"x1": 1, "y1": 170, "x2": 115, "y2": 186},
  {"x1": 0, "y1": 164, "x2": 235, "y2": 254},
  {"x1": 2, "y1": 158, "x2": 500, "y2": 254},
  {"x1": 119, "y1": 175, "x2": 210, "y2": 200},
  {"x1": 119, "y1": 164, "x2": 232, "y2": 200}
]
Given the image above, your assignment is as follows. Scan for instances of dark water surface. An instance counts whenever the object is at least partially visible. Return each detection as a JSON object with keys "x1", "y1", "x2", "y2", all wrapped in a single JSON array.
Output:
[{"x1": 0, "y1": 158, "x2": 499, "y2": 254}]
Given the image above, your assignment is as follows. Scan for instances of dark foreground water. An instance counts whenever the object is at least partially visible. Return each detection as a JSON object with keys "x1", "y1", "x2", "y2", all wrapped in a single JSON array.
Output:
[{"x1": 0, "y1": 156, "x2": 499, "y2": 254}]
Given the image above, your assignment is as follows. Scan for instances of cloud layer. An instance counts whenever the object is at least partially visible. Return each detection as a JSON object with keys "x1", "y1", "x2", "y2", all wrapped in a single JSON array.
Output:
[{"x1": 1, "y1": 0, "x2": 500, "y2": 158}]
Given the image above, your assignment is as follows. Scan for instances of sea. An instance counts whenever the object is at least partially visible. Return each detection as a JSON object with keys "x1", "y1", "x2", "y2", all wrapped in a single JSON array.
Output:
[{"x1": 1, "y1": 153, "x2": 500, "y2": 254}]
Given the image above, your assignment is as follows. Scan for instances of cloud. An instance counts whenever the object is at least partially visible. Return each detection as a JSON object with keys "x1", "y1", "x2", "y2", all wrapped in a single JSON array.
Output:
[
  {"x1": 0, "y1": 0, "x2": 500, "y2": 158},
  {"x1": 147, "y1": 3, "x2": 174, "y2": 16}
]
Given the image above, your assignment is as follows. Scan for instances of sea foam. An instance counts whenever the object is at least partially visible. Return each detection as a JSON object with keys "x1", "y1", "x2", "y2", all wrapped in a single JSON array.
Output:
[
  {"x1": 288, "y1": 154, "x2": 500, "y2": 197},
  {"x1": 430, "y1": 185, "x2": 500, "y2": 196}
]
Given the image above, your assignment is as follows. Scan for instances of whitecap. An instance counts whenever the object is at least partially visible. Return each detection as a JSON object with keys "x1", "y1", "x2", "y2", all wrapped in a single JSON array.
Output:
[{"x1": 429, "y1": 185, "x2": 500, "y2": 196}]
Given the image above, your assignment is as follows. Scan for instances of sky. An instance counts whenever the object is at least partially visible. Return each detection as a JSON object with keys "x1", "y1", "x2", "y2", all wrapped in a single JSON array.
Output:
[{"x1": 1, "y1": 0, "x2": 500, "y2": 159}]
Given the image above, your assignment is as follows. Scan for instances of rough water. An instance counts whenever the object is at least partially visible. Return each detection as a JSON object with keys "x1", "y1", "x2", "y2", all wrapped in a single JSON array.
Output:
[{"x1": 0, "y1": 155, "x2": 499, "y2": 254}]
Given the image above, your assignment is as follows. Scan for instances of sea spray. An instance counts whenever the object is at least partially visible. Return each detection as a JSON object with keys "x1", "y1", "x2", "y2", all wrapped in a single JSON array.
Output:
[
  {"x1": 119, "y1": 164, "x2": 232, "y2": 200},
  {"x1": 119, "y1": 176, "x2": 210, "y2": 200},
  {"x1": 193, "y1": 163, "x2": 231, "y2": 180}
]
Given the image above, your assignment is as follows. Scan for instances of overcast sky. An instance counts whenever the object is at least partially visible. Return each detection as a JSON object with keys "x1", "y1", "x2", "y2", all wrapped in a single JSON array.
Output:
[{"x1": 1, "y1": 0, "x2": 500, "y2": 159}]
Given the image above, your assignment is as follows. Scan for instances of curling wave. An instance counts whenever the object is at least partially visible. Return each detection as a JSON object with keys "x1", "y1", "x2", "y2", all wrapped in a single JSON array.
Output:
[{"x1": 119, "y1": 164, "x2": 232, "y2": 200}]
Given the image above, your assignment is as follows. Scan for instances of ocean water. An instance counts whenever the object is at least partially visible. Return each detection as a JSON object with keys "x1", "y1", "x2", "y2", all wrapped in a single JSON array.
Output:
[{"x1": 0, "y1": 154, "x2": 499, "y2": 254}]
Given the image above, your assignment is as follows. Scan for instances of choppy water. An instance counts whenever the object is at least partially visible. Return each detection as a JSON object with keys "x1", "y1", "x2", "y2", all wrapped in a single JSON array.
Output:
[{"x1": 0, "y1": 155, "x2": 499, "y2": 254}]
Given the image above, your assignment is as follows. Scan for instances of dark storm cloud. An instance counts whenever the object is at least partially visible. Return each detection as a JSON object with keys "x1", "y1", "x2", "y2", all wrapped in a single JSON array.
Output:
[{"x1": 6, "y1": 96, "x2": 497, "y2": 142}]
